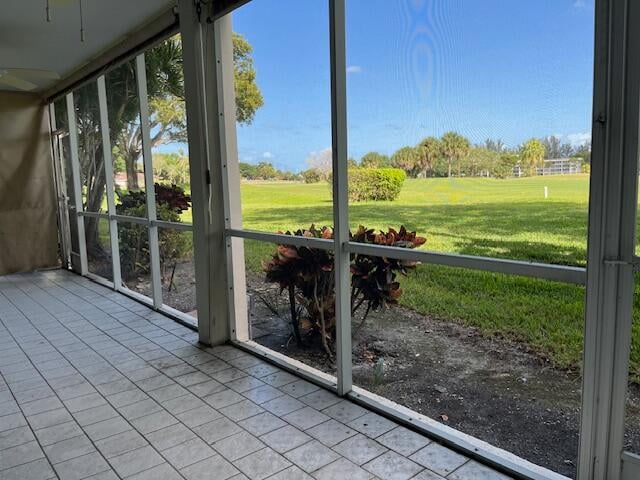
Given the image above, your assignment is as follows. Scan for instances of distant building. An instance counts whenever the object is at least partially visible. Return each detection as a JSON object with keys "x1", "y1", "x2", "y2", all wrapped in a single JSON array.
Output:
[
  {"x1": 537, "y1": 158, "x2": 583, "y2": 175},
  {"x1": 513, "y1": 158, "x2": 583, "y2": 177},
  {"x1": 114, "y1": 172, "x2": 146, "y2": 188}
]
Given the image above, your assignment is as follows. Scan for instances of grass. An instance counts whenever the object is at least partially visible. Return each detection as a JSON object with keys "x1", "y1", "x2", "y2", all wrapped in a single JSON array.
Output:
[{"x1": 239, "y1": 175, "x2": 640, "y2": 380}]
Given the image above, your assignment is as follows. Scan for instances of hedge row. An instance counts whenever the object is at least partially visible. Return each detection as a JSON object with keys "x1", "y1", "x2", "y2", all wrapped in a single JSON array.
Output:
[{"x1": 346, "y1": 168, "x2": 406, "y2": 202}]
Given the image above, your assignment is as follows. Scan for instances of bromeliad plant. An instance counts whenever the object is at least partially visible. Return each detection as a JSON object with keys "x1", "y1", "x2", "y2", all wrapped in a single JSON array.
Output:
[{"x1": 263, "y1": 224, "x2": 426, "y2": 358}]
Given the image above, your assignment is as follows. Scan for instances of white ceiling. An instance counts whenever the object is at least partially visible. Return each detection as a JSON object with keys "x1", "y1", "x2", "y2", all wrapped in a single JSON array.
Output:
[{"x1": 0, "y1": 0, "x2": 175, "y2": 92}]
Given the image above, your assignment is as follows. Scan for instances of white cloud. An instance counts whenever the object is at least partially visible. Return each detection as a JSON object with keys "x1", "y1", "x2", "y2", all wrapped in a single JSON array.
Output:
[
  {"x1": 346, "y1": 65, "x2": 362, "y2": 74},
  {"x1": 262, "y1": 151, "x2": 273, "y2": 159},
  {"x1": 566, "y1": 132, "x2": 591, "y2": 146},
  {"x1": 306, "y1": 147, "x2": 333, "y2": 173}
]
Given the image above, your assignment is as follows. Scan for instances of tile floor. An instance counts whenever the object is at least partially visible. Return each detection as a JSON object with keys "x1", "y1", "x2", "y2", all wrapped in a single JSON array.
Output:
[{"x1": 0, "y1": 270, "x2": 512, "y2": 480}]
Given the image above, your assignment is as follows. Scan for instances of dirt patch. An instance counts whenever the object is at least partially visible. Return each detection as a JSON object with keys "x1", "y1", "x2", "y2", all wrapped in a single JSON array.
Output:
[
  {"x1": 123, "y1": 260, "x2": 197, "y2": 314},
  {"x1": 247, "y1": 274, "x2": 640, "y2": 479},
  {"x1": 159, "y1": 261, "x2": 197, "y2": 313}
]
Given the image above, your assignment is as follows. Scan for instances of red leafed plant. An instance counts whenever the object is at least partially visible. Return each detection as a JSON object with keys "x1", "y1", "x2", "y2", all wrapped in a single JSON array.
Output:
[
  {"x1": 154, "y1": 183, "x2": 191, "y2": 213},
  {"x1": 263, "y1": 224, "x2": 425, "y2": 358}
]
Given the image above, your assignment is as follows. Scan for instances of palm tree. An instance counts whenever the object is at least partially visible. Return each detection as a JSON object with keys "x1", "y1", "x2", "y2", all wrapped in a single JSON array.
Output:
[
  {"x1": 72, "y1": 33, "x2": 263, "y2": 257},
  {"x1": 417, "y1": 136, "x2": 441, "y2": 177},
  {"x1": 484, "y1": 138, "x2": 505, "y2": 153},
  {"x1": 441, "y1": 132, "x2": 470, "y2": 177},
  {"x1": 360, "y1": 151, "x2": 390, "y2": 168},
  {"x1": 520, "y1": 138, "x2": 546, "y2": 176},
  {"x1": 81, "y1": 33, "x2": 264, "y2": 196},
  {"x1": 391, "y1": 146, "x2": 420, "y2": 175}
]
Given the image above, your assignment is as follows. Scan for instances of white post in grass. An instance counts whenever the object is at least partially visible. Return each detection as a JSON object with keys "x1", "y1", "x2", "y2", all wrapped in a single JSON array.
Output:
[{"x1": 544, "y1": 186, "x2": 548, "y2": 199}]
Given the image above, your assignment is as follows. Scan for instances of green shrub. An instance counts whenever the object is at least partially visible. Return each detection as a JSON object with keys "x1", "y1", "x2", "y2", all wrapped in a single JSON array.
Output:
[
  {"x1": 492, "y1": 153, "x2": 519, "y2": 179},
  {"x1": 117, "y1": 184, "x2": 192, "y2": 282},
  {"x1": 302, "y1": 168, "x2": 323, "y2": 183},
  {"x1": 346, "y1": 168, "x2": 406, "y2": 202}
]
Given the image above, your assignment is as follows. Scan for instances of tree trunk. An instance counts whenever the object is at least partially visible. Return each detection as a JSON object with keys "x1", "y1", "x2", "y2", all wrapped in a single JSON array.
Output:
[
  {"x1": 84, "y1": 147, "x2": 107, "y2": 259},
  {"x1": 448, "y1": 158, "x2": 452, "y2": 178},
  {"x1": 125, "y1": 153, "x2": 139, "y2": 191}
]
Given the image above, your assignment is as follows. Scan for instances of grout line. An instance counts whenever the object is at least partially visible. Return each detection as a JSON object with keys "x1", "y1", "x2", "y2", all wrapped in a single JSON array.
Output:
[
  {"x1": 1, "y1": 275, "x2": 186, "y2": 480},
  {"x1": 14, "y1": 273, "x2": 328, "y2": 473},
  {"x1": 446, "y1": 458, "x2": 471, "y2": 478},
  {"x1": 3, "y1": 273, "x2": 261, "y2": 474},
  {"x1": 0, "y1": 271, "x2": 495, "y2": 480},
  {"x1": 0, "y1": 278, "x2": 136, "y2": 479},
  {"x1": 0, "y1": 296, "x2": 82, "y2": 479}
]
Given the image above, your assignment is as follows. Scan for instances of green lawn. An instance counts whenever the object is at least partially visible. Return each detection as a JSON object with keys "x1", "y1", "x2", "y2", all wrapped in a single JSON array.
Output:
[{"x1": 239, "y1": 175, "x2": 640, "y2": 380}]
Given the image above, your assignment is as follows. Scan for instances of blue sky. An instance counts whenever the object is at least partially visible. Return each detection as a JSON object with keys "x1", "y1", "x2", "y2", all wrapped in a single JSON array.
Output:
[{"x1": 225, "y1": 0, "x2": 595, "y2": 172}]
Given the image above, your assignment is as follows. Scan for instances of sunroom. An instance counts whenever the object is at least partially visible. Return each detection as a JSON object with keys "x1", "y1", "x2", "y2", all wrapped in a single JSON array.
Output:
[{"x1": 0, "y1": 1, "x2": 638, "y2": 479}]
